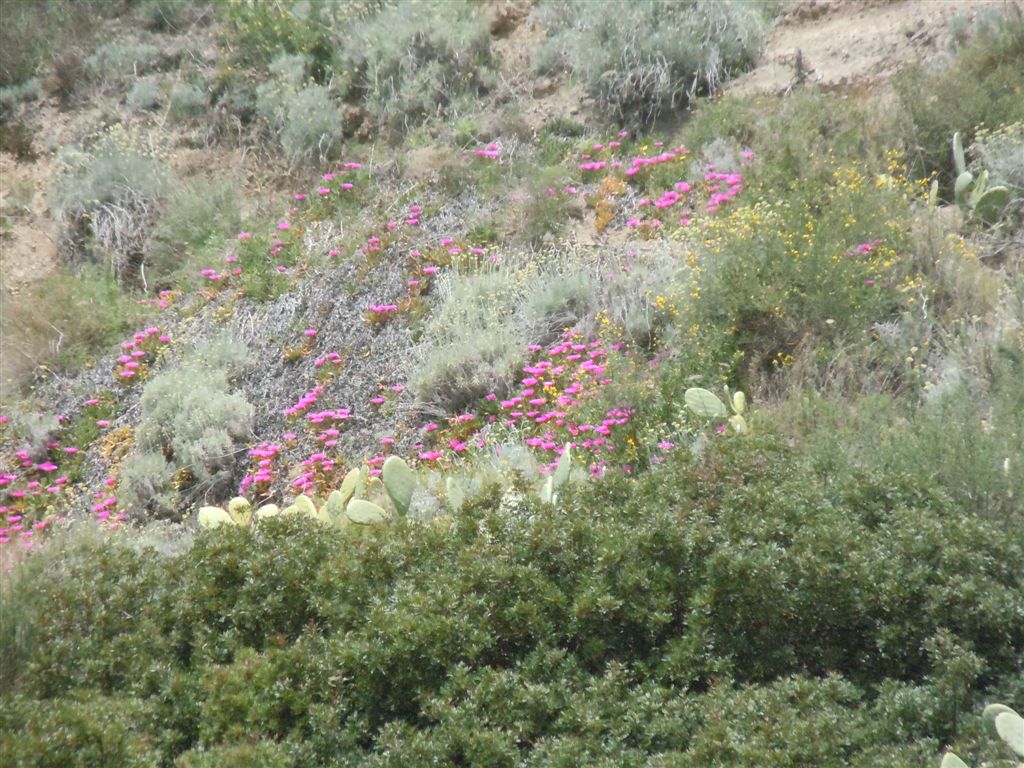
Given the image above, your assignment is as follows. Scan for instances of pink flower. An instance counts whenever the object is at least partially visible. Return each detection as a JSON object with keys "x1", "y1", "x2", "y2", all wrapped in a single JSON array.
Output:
[
  {"x1": 277, "y1": 221, "x2": 291, "y2": 231},
  {"x1": 304, "y1": 328, "x2": 318, "y2": 337},
  {"x1": 237, "y1": 231, "x2": 252, "y2": 240}
]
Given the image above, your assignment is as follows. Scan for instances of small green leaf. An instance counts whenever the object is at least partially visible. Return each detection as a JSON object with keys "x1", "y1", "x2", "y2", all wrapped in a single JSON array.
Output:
[{"x1": 940, "y1": 753, "x2": 970, "y2": 768}]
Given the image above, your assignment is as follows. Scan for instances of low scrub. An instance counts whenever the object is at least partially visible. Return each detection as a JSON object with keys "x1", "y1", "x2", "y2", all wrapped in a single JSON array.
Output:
[
  {"x1": 535, "y1": 0, "x2": 770, "y2": 126},
  {"x1": 336, "y1": 0, "x2": 496, "y2": 135}
]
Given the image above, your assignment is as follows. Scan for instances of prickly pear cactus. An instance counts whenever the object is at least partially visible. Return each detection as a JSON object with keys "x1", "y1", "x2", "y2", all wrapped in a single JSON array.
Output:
[
  {"x1": 954, "y1": 170, "x2": 976, "y2": 206},
  {"x1": 953, "y1": 131, "x2": 967, "y2": 176},
  {"x1": 254, "y1": 503, "x2": 280, "y2": 520},
  {"x1": 994, "y1": 708, "x2": 1024, "y2": 757},
  {"x1": 382, "y1": 456, "x2": 416, "y2": 516},
  {"x1": 446, "y1": 476, "x2": 465, "y2": 512},
  {"x1": 198, "y1": 506, "x2": 234, "y2": 529},
  {"x1": 552, "y1": 444, "x2": 572, "y2": 489},
  {"x1": 338, "y1": 467, "x2": 363, "y2": 506},
  {"x1": 684, "y1": 387, "x2": 728, "y2": 418},
  {"x1": 318, "y1": 490, "x2": 348, "y2": 529},
  {"x1": 226, "y1": 497, "x2": 252, "y2": 527},
  {"x1": 973, "y1": 185, "x2": 1011, "y2": 224},
  {"x1": 731, "y1": 391, "x2": 746, "y2": 415},
  {"x1": 940, "y1": 703, "x2": 1024, "y2": 767},
  {"x1": 345, "y1": 498, "x2": 387, "y2": 525}
]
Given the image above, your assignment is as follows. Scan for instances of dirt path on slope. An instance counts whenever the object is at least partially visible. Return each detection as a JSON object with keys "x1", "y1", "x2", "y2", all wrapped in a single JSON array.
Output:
[{"x1": 727, "y1": 0, "x2": 1019, "y2": 96}]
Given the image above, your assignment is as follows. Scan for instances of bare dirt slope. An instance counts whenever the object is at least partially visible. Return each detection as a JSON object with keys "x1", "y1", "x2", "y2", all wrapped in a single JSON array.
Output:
[{"x1": 727, "y1": 0, "x2": 1015, "y2": 96}]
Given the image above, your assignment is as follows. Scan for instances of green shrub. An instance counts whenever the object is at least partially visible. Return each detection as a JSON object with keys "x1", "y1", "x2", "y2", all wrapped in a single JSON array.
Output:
[
  {"x1": 0, "y1": 0, "x2": 124, "y2": 88},
  {"x1": 0, "y1": 693, "x2": 160, "y2": 767},
  {"x1": 411, "y1": 250, "x2": 588, "y2": 411},
  {"x1": 176, "y1": 740, "x2": 296, "y2": 768},
  {"x1": 216, "y1": 0, "x2": 339, "y2": 76},
  {"x1": 535, "y1": 0, "x2": 770, "y2": 126},
  {"x1": 690, "y1": 153, "x2": 917, "y2": 381},
  {"x1": 3, "y1": 432, "x2": 1022, "y2": 765},
  {"x1": 278, "y1": 84, "x2": 344, "y2": 162},
  {"x1": 137, "y1": 0, "x2": 187, "y2": 32},
  {"x1": 252, "y1": 54, "x2": 346, "y2": 163}
]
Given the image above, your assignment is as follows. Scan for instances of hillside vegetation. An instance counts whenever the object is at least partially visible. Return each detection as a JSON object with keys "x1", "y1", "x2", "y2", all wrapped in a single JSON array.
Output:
[{"x1": 1, "y1": 1, "x2": 1022, "y2": 766}]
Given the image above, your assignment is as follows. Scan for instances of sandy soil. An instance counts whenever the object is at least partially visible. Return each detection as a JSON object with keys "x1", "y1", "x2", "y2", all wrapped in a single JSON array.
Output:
[{"x1": 727, "y1": 0, "x2": 1015, "y2": 95}]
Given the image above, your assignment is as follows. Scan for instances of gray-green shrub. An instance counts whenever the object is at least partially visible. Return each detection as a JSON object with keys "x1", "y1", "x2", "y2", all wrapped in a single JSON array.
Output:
[
  {"x1": 51, "y1": 125, "x2": 169, "y2": 283},
  {"x1": 336, "y1": 0, "x2": 495, "y2": 134},
  {"x1": 168, "y1": 82, "x2": 207, "y2": 121},
  {"x1": 118, "y1": 337, "x2": 253, "y2": 520},
  {"x1": 412, "y1": 244, "x2": 687, "y2": 412},
  {"x1": 84, "y1": 39, "x2": 162, "y2": 84},
  {"x1": 535, "y1": 0, "x2": 771, "y2": 125},
  {"x1": 126, "y1": 77, "x2": 161, "y2": 111}
]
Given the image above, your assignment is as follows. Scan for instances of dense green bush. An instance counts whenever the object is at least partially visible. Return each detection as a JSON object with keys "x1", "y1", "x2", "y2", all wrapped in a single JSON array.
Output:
[
  {"x1": 3, "y1": 431, "x2": 1021, "y2": 766},
  {"x1": 535, "y1": 0, "x2": 770, "y2": 126}
]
